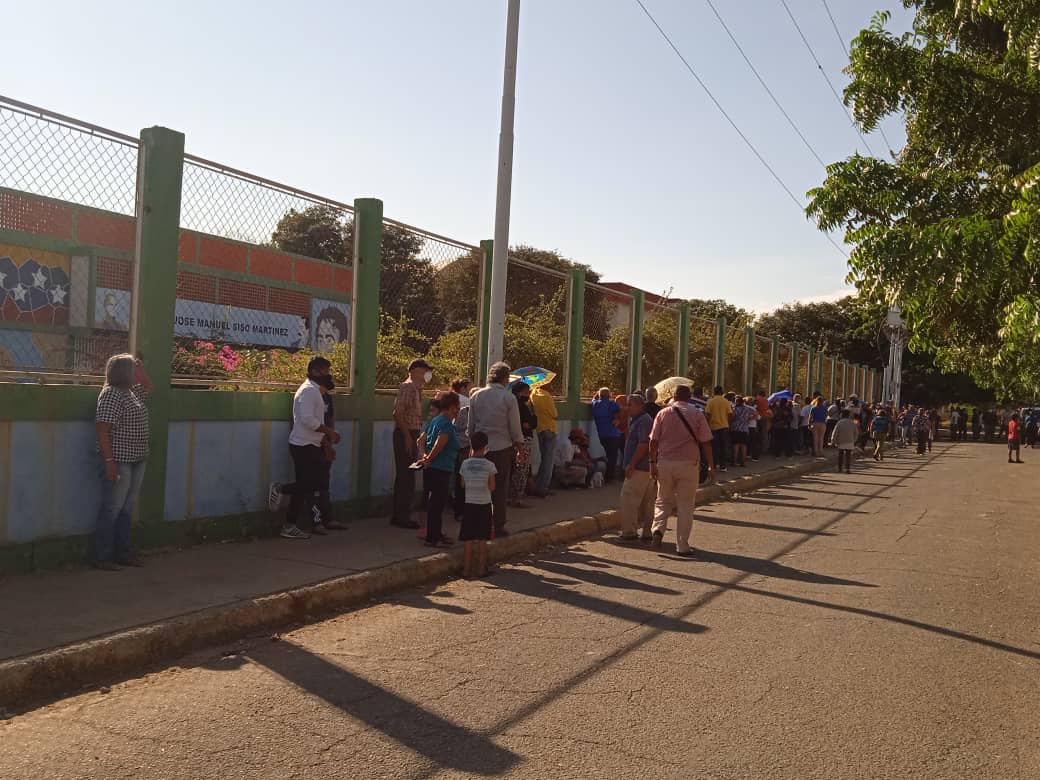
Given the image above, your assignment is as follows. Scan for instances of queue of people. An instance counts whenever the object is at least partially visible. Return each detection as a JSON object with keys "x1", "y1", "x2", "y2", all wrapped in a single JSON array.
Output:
[{"x1": 94, "y1": 347, "x2": 1029, "y2": 571}]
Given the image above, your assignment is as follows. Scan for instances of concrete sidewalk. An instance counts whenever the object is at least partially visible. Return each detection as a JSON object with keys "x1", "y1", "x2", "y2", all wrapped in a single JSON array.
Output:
[{"x1": 0, "y1": 452, "x2": 831, "y2": 665}]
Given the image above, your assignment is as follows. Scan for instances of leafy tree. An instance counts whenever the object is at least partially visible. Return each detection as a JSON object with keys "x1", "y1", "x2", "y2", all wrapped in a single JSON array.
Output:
[
  {"x1": 270, "y1": 205, "x2": 350, "y2": 264},
  {"x1": 807, "y1": 2, "x2": 1040, "y2": 399}
]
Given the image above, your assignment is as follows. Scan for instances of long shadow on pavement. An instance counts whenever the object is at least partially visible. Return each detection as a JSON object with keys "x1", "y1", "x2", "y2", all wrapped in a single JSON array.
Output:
[
  {"x1": 243, "y1": 639, "x2": 520, "y2": 776},
  {"x1": 488, "y1": 568, "x2": 705, "y2": 634},
  {"x1": 570, "y1": 553, "x2": 1040, "y2": 662},
  {"x1": 694, "y1": 512, "x2": 838, "y2": 537}
]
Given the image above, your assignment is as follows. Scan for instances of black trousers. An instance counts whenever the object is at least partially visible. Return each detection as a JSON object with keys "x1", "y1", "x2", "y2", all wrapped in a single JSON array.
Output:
[
  {"x1": 284, "y1": 444, "x2": 332, "y2": 528},
  {"x1": 452, "y1": 448, "x2": 470, "y2": 518},
  {"x1": 392, "y1": 428, "x2": 420, "y2": 523},
  {"x1": 916, "y1": 430, "x2": 929, "y2": 454},
  {"x1": 425, "y1": 468, "x2": 451, "y2": 543}
]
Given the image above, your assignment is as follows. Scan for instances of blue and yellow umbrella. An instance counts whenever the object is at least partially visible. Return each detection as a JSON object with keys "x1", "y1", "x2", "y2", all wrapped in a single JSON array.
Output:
[{"x1": 509, "y1": 366, "x2": 557, "y2": 389}]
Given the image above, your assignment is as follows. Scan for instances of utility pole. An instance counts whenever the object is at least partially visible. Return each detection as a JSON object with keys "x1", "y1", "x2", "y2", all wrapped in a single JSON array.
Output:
[
  {"x1": 486, "y1": 0, "x2": 521, "y2": 366},
  {"x1": 882, "y1": 306, "x2": 907, "y2": 410}
]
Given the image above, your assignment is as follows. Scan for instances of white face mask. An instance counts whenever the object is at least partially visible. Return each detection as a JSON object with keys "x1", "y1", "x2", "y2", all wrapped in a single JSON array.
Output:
[{"x1": 424, "y1": 370, "x2": 433, "y2": 384}]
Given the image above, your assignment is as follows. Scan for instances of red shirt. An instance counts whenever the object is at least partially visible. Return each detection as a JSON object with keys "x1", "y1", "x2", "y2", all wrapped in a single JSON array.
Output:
[{"x1": 1009, "y1": 419, "x2": 1018, "y2": 441}]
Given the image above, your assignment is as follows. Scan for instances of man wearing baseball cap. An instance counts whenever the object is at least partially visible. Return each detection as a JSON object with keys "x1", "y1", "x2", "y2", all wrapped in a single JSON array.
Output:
[{"x1": 391, "y1": 359, "x2": 433, "y2": 529}]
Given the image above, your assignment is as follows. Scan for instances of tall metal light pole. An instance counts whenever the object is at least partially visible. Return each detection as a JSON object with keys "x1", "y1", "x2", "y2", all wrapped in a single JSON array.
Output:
[
  {"x1": 882, "y1": 306, "x2": 907, "y2": 409},
  {"x1": 486, "y1": 0, "x2": 521, "y2": 367}
]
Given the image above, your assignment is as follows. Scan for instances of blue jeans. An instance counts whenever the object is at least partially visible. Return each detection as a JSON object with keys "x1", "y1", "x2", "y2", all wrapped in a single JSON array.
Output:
[
  {"x1": 535, "y1": 430, "x2": 557, "y2": 494},
  {"x1": 94, "y1": 459, "x2": 147, "y2": 564}
]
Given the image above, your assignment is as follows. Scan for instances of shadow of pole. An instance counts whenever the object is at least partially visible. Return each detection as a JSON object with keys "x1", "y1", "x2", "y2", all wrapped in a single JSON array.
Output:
[{"x1": 247, "y1": 640, "x2": 520, "y2": 776}]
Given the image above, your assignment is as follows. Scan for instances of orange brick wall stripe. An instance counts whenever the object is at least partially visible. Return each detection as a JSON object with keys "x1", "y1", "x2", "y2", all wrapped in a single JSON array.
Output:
[
  {"x1": 294, "y1": 258, "x2": 332, "y2": 289},
  {"x1": 248, "y1": 247, "x2": 293, "y2": 282},
  {"x1": 268, "y1": 287, "x2": 310, "y2": 316},
  {"x1": 76, "y1": 210, "x2": 136, "y2": 252},
  {"x1": 176, "y1": 271, "x2": 218, "y2": 303},
  {"x1": 0, "y1": 191, "x2": 74, "y2": 240},
  {"x1": 198, "y1": 235, "x2": 248, "y2": 272}
]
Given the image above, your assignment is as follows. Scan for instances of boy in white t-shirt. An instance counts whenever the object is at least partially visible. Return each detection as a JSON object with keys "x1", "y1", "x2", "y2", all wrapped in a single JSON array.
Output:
[{"x1": 459, "y1": 432, "x2": 497, "y2": 578}]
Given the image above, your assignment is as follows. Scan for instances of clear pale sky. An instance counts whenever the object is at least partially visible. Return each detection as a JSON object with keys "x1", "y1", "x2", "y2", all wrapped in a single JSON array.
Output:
[{"x1": 5, "y1": 0, "x2": 910, "y2": 312}]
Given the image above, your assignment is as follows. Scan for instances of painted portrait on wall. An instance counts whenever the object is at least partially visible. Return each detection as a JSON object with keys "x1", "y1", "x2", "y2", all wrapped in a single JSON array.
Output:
[
  {"x1": 94, "y1": 287, "x2": 131, "y2": 331},
  {"x1": 311, "y1": 299, "x2": 351, "y2": 354}
]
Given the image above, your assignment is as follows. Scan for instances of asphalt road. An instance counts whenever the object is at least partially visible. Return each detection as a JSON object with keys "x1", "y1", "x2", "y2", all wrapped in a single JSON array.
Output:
[{"x1": 3, "y1": 442, "x2": 1038, "y2": 779}]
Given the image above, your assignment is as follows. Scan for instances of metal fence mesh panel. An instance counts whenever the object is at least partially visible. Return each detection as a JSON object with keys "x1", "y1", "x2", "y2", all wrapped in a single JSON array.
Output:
[
  {"x1": 376, "y1": 225, "x2": 479, "y2": 389},
  {"x1": 753, "y1": 335, "x2": 772, "y2": 394},
  {"x1": 495, "y1": 256, "x2": 568, "y2": 394},
  {"x1": 776, "y1": 343, "x2": 793, "y2": 391},
  {"x1": 0, "y1": 100, "x2": 138, "y2": 215},
  {"x1": 796, "y1": 349, "x2": 809, "y2": 397},
  {"x1": 723, "y1": 325, "x2": 745, "y2": 393},
  {"x1": 581, "y1": 281, "x2": 626, "y2": 396},
  {"x1": 640, "y1": 303, "x2": 679, "y2": 391},
  {"x1": 834, "y1": 362, "x2": 846, "y2": 400},
  {"x1": 822, "y1": 357, "x2": 834, "y2": 399},
  {"x1": 181, "y1": 159, "x2": 354, "y2": 250},
  {"x1": 686, "y1": 316, "x2": 716, "y2": 389}
]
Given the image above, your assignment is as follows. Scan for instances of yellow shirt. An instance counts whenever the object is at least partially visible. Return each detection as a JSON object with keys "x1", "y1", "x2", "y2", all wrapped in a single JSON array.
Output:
[
  {"x1": 705, "y1": 395, "x2": 733, "y2": 430},
  {"x1": 531, "y1": 387, "x2": 558, "y2": 433}
]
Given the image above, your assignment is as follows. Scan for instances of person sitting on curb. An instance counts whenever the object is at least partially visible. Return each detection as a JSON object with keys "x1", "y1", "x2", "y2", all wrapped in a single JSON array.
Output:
[{"x1": 554, "y1": 430, "x2": 590, "y2": 487}]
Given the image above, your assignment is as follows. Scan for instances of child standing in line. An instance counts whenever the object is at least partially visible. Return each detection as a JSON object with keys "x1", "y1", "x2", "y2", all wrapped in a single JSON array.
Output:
[{"x1": 459, "y1": 431, "x2": 497, "y2": 578}]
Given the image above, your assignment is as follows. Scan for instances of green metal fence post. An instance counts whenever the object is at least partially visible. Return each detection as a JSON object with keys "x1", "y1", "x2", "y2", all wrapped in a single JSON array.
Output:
[
  {"x1": 829, "y1": 356, "x2": 837, "y2": 400},
  {"x1": 129, "y1": 126, "x2": 184, "y2": 527},
  {"x1": 769, "y1": 335, "x2": 780, "y2": 394},
  {"x1": 351, "y1": 197, "x2": 384, "y2": 506},
  {"x1": 789, "y1": 341, "x2": 799, "y2": 392},
  {"x1": 713, "y1": 316, "x2": 727, "y2": 390},
  {"x1": 628, "y1": 290, "x2": 645, "y2": 393},
  {"x1": 566, "y1": 268, "x2": 586, "y2": 405},
  {"x1": 742, "y1": 325, "x2": 755, "y2": 395},
  {"x1": 476, "y1": 239, "x2": 494, "y2": 383},
  {"x1": 677, "y1": 301, "x2": 690, "y2": 377},
  {"x1": 815, "y1": 350, "x2": 825, "y2": 395}
]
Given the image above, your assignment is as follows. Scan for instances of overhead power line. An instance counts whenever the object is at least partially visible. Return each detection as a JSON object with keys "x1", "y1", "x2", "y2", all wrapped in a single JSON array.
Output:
[
  {"x1": 705, "y1": 0, "x2": 827, "y2": 169},
  {"x1": 632, "y1": 0, "x2": 849, "y2": 258},
  {"x1": 779, "y1": 0, "x2": 874, "y2": 157},
  {"x1": 820, "y1": 0, "x2": 898, "y2": 159}
]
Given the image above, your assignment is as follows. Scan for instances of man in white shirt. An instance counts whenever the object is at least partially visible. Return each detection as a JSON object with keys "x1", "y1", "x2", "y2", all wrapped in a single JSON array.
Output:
[{"x1": 269, "y1": 357, "x2": 341, "y2": 539}]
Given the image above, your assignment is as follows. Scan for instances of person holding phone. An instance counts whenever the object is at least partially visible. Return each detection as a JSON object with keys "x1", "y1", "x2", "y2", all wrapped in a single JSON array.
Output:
[{"x1": 93, "y1": 353, "x2": 153, "y2": 570}]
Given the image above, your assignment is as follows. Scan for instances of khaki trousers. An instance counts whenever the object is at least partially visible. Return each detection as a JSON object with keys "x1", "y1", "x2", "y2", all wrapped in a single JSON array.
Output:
[
  {"x1": 619, "y1": 469, "x2": 655, "y2": 536},
  {"x1": 651, "y1": 460, "x2": 699, "y2": 553}
]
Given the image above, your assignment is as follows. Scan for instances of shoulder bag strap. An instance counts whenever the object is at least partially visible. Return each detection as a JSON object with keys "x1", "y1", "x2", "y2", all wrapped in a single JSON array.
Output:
[{"x1": 672, "y1": 405, "x2": 701, "y2": 445}]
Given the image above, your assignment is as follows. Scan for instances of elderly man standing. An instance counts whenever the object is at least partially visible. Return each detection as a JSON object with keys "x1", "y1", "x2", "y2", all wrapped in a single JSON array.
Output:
[
  {"x1": 390, "y1": 358, "x2": 432, "y2": 530},
  {"x1": 530, "y1": 379, "x2": 558, "y2": 498},
  {"x1": 649, "y1": 384, "x2": 714, "y2": 556},
  {"x1": 619, "y1": 394, "x2": 655, "y2": 542},
  {"x1": 468, "y1": 362, "x2": 523, "y2": 536}
]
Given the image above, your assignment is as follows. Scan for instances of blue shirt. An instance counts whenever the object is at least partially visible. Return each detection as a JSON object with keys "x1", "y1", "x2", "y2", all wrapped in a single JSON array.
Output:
[
  {"x1": 871, "y1": 415, "x2": 890, "y2": 433},
  {"x1": 809, "y1": 404, "x2": 828, "y2": 424},
  {"x1": 591, "y1": 398, "x2": 621, "y2": 439},
  {"x1": 623, "y1": 413, "x2": 652, "y2": 471},
  {"x1": 424, "y1": 415, "x2": 459, "y2": 472}
]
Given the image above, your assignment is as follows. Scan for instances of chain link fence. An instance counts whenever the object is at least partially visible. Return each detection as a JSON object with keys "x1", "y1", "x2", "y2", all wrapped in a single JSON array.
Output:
[
  {"x1": 0, "y1": 98, "x2": 138, "y2": 380},
  {"x1": 723, "y1": 325, "x2": 745, "y2": 393},
  {"x1": 686, "y1": 315, "x2": 716, "y2": 390},
  {"x1": 640, "y1": 302, "x2": 679, "y2": 391},
  {"x1": 582, "y1": 281, "x2": 628, "y2": 396},
  {"x1": 497, "y1": 256, "x2": 569, "y2": 395},
  {"x1": 173, "y1": 159, "x2": 356, "y2": 389},
  {"x1": 822, "y1": 356, "x2": 834, "y2": 399},
  {"x1": 0, "y1": 98, "x2": 138, "y2": 216},
  {"x1": 776, "y1": 342, "x2": 793, "y2": 392},
  {"x1": 377, "y1": 223, "x2": 479, "y2": 389},
  {"x1": 752, "y1": 335, "x2": 772, "y2": 395},
  {"x1": 795, "y1": 348, "x2": 810, "y2": 398}
]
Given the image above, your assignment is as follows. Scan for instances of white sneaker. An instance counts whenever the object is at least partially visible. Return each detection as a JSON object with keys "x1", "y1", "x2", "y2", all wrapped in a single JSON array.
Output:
[
  {"x1": 268, "y1": 483, "x2": 283, "y2": 512},
  {"x1": 280, "y1": 525, "x2": 309, "y2": 540}
]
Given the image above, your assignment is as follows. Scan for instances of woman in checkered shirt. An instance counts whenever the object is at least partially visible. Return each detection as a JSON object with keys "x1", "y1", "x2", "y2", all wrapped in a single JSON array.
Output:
[{"x1": 94, "y1": 353, "x2": 153, "y2": 570}]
